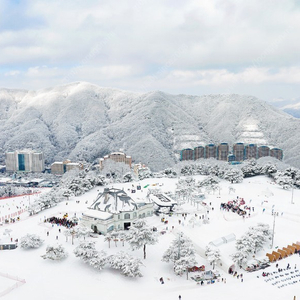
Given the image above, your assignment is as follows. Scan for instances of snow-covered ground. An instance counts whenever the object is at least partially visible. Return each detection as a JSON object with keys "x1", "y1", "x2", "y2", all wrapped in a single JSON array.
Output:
[{"x1": 0, "y1": 176, "x2": 299, "y2": 300}]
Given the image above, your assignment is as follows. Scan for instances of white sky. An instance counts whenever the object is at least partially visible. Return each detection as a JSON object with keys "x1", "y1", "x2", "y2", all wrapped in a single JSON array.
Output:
[{"x1": 1, "y1": 0, "x2": 300, "y2": 103}]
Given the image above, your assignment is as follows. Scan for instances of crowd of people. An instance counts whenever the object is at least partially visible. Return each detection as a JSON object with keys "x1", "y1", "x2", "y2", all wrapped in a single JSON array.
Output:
[
  {"x1": 46, "y1": 215, "x2": 77, "y2": 228},
  {"x1": 220, "y1": 197, "x2": 254, "y2": 217}
]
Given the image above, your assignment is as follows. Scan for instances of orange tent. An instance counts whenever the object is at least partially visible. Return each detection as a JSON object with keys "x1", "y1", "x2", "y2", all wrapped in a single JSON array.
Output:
[
  {"x1": 278, "y1": 249, "x2": 287, "y2": 258},
  {"x1": 287, "y1": 245, "x2": 296, "y2": 254},
  {"x1": 266, "y1": 253, "x2": 276, "y2": 262},
  {"x1": 272, "y1": 251, "x2": 281, "y2": 260},
  {"x1": 293, "y1": 243, "x2": 300, "y2": 251},
  {"x1": 283, "y1": 247, "x2": 292, "y2": 256}
]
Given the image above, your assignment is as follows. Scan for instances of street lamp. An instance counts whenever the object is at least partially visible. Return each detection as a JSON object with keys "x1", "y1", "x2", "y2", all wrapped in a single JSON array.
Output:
[{"x1": 271, "y1": 212, "x2": 276, "y2": 249}]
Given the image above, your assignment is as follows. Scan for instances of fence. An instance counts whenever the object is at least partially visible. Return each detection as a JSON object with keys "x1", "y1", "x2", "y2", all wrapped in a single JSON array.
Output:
[{"x1": 0, "y1": 272, "x2": 26, "y2": 297}]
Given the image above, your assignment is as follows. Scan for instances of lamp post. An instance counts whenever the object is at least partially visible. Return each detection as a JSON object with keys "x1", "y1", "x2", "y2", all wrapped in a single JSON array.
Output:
[
  {"x1": 291, "y1": 186, "x2": 294, "y2": 204},
  {"x1": 271, "y1": 212, "x2": 276, "y2": 249}
]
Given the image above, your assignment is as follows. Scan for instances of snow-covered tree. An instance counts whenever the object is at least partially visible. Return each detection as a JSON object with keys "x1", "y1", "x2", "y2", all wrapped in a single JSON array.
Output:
[
  {"x1": 275, "y1": 172, "x2": 293, "y2": 189},
  {"x1": 123, "y1": 172, "x2": 133, "y2": 182},
  {"x1": 73, "y1": 241, "x2": 99, "y2": 264},
  {"x1": 108, "y1": 251, "x2": 143, "y2": 277},
  {"x1": 100, "y1": 160, "x2": 131, "y2": 182},
  {"x1": 162, "y1": 233, "x2": 197, "y2": 276},
  {"x1": 223, "y1": 168, "x2": 243, "y2": 184},
  {"x1": 198, "y1": 176, "x2": 220, "y2": 188},
  {"x1": 205, "y1": 245, "x2": 221, "y2": 269},
  {"x1": 88, "y1": 250, "x2": 107, "y2": 270},
  {"x1": 104, "y1": 232, "x2": 113, "y2": 248},
  {"x1": 231, "y1": 250, "x2": 248, "y2": 267},
  {"x1": 20, "y1": 234, "x2": 44, "y2": 249},
  {"x1": 241, "y1": 159, "x2": 262, "y2": 177},
  {"x1": 248, "y1": 223, "x2": 272, "y2": 253},
  {"x1": 232, "y1": 223, "x2": 272, "y2": 266},
  {"x1": 262, "y1": 162, "x2": 278, "y2": 177},
  {"x1": 125, "y1": 220, "x2": 158, "y2": 259},
  {"x1": 41, "y1": 244, "x2": 68, "y2": 260}
]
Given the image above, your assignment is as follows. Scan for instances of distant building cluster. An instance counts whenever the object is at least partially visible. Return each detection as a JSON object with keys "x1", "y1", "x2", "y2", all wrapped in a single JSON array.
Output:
[
  {"x1": 180, "y1": 143, "x2": 283, "y2": 162},
  {"x1": 51, "y1": 159, "x2": 83, "y2": 175},
  {"x1": 4, "y1": 149, "x2": 84, "y2": 175},
  {"x1": 5, "y1": 149, "x2": 45, "y2": 172},
  {"x1": 99, "y1": 152, "x2": 132, "y2": 169}
]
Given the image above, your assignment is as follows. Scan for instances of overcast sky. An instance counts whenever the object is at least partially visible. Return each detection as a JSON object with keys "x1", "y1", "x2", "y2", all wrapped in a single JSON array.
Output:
[{"x1": 1, "y1": 0, "x2": 299, "y2": 103}]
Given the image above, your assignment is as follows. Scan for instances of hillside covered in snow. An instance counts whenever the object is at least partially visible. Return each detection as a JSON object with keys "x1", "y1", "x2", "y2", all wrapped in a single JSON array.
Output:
[{"x1": 1, "y1": 82, "x2": 300, "y2": 171}]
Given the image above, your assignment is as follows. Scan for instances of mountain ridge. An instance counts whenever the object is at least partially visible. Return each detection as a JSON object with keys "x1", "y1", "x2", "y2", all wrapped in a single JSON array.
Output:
[{"x1": 0, "y1": 82, "x2": 299, "y2": 171}]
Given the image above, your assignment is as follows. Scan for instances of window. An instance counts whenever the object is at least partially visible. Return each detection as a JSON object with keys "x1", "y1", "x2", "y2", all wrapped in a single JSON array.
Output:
[
  {"x1": 107, "y1": 225, "x2": 114, "y2": 232},
  {"x1": 133, "y1": 212, "x2": 137, "y2": 218},
  {"x1": 124, "y1": 213, "x2": 131, "y2": 219}
]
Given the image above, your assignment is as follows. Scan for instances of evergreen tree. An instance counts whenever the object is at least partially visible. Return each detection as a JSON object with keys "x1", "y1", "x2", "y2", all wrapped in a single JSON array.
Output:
[
  {"x1": 162, "y1": 233, "x2": 197, "y2": 276},
  {"x1": 108, "y1": 252, "x2": 143, "y2": 277},
  {"x1": 41, "y1": 244, "x2": 68, "y2": 260},
  {"x1": 223, "y1": 168, "x2": 243, "y2": 184},
  {"x1": 205, "y1": 245, "x2": 221, "y2": 269},
  {"x1": 125, "y1": 220, "x2": 158, "y2": 259},
  {"x1": 73, "y1": 241, "x2": 99, "y2": 264},
  {"x1": 88, "y1": 250, "x2": 107, "y2": 270},
  {"x1": 20, "y1": 234, "x2": 44, "y2": 249}
]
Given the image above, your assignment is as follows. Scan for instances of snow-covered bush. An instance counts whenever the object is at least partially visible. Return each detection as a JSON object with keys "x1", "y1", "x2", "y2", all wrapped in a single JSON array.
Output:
[
  {"x1": 41, "y1": 244, "x2": 68, "y2": 260},
  {"x1": 108, "y1": 252, "x2": 143, "y2": 277},
  {"x1": 20, "y1": 234, "x2": 44, "y2": 249}
]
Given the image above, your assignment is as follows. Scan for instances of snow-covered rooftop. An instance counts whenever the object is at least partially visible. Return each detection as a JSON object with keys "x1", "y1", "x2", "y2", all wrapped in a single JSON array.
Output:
[
  {"x1": 89, "y1": 188, "x2": 138, "y2": 213},
  {"x1": 83, "y1": 209, "x2": 113, "y2": 220}
]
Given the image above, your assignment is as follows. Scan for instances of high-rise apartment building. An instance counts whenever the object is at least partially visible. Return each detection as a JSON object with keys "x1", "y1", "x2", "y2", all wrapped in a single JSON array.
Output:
[
  {"x1": 180, "y1": 149, "x2": 193, "y2": 161},
  {"x1": 194, "y1": 146, "x2": 205, "y2": 160},
  {"x1": 217, "y1": 143, "x2": 229, "y2": 161},
  {"x1": 245, "y1": 144, "x2": 257, "y2": 160},
  {"x1": 258, "y1": 145, "x2": 270, "y2": 158},
  {"x1": 270, "y1": 148, "x2": 283, "y2": 160},
  {"x1": 205, "y1": 144, "x2": 217, "y2": 159},
  {"x1": 5, "y1": 149, "x2": 45, "y2": 172}
]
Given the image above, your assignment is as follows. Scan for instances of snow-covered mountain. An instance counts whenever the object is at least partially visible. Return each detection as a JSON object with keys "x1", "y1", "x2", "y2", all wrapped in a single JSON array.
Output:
[
  {"x1": 1, "y1": 82, "x2": 300, "y2": 171},
  {"x1": 282, "y1": 101, "x2": 300, "y2": 118}
]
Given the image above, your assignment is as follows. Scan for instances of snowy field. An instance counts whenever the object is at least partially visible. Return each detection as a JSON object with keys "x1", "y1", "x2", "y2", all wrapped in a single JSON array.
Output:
[{"x1": 0, "y1": 176, "x2": 300, "y2": 300}]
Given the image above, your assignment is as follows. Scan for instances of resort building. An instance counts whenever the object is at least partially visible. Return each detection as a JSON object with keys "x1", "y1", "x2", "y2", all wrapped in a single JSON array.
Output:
[
  {"x1": 5, "y1": 149, "x2": 45, "y2": 172},
  {"x1": 180, "y1": 142, "x2": 283, "y2": 162},
  {"x1": 217, "y1": 143, "x2": 229, "y2": 161},
  {"x1": 258, "y1": 145, "x2": 270, "y2": 159},
  {"x1": 180, "y1": 148, "x2": 193, "y2": 161},
  {"x1": 270, "y1": 148, "x2": 283, "y2": 160},
  {"x1": 99, "y1": 152, "x2": 132, "y2": 169},
  {"x1": 245, "y1": 144, "x2": 257, "y2": 160},
  {"x1": 81, "y1": 188, "x2": 153, "y2": 234},
  {"x1": 205, "y1": 144, "x2": 217, "y2": 159},
  {"x1": 194, "y1": 146, "x2": 205, "y2": 160},
  {"x1": 233, "y1": 143, "x2": 245, "y2": 161},
  {"x1": 51, "y1": 160, "x2": 83, "y2": 175}
]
